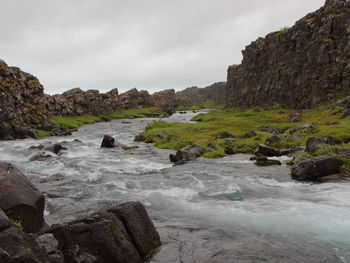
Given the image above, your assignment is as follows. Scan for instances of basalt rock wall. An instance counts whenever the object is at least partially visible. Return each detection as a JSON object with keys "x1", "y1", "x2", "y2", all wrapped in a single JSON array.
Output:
[
  {"x1": 46, "y1": 87, "x2": 154, "y2": 116},
  {"x1": 227, "y1": 0, "x2": 350, "y2": 109},
  {"x1": 0, "y1": 59, "x2": 178, "y2": 135},
  {"x1": 0, "y1": 60, "x2": 53, "y2": 129},
  {"x1": 176, "y1": 82, "x2": 227, "y2": 107}
]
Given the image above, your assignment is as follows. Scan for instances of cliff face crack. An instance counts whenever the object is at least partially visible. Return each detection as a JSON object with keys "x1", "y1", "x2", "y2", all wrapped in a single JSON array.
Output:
[{"x1": 226, "y1": 0, "x2": 350, "y2": 109}]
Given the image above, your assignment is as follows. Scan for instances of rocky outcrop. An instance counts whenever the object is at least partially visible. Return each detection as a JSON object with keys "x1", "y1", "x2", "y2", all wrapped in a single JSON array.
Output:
[
  {"x1": 0, "y1": 59, "x2": 179, "y2": 139},
  {"x1": 227, "y1": 0, "x2": 350, "y2": 109},
  {"x1": 176, "y1": 82, "x2": 227, "y2": 107},
  {"x1": 0, "y1": 226, "x2": 51, "y2": 262},
  {"x1": 291, "y1": 155, "x2": 343, "y2": 181},
  {"x1": 169, "y1": 145, "x2": 207, "y2": 164},
  {"x1": 0, "y1": 162, "x2": 45, "y2": 233},
  {"x1": 46, "y1": 88, "x2": 154, "y2": 116},
  {"x1": 151, "y1": 89, "x2": 177, "y2": 115},
  {"x1": 0, "y1": 60, "x2": 54, "y2": 138},
  {"x1": 49, "y1": 202, "x2": 161, "y2": 263},
  {"x1": 255, "y1": 144, "x2": 282, "y2": 157},
  {"x1": 0, "y1": 162, "x2": 161, "y2": 262}
]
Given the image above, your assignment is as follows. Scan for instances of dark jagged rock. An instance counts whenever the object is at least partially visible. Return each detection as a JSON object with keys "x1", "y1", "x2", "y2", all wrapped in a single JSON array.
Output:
[
  {"x1": 0, "y1": 60, "x2": 54, "y2": 137},
  {"x1": 255, "y1": 158, "x2": 282, "y2": 166},
  {"x1": 214, "y1": 131, "x2": 236, "y2": 139},
  {"x1": 46, "y1": 88, "x2": 155, "y2": 117},
  {"x1": 306, "y1": 137, "x2": 327, "y2": 153},
  {"x1": 291, "y1": 122, "x2": 316, "y2": 133},
  {"x1": 29, "y1": 153, "x2": 53, "y2": 162},
  {"x1": 243, "y1": 130, "x2": 257, "y2": 138},
  {"x1": 50, "y1": 202, "x2": 161, "y2": 263},
  {"x1": 336, "y1": 148, "x2": 350, "y2": 158},
  {"x1": 107, "y1": 202, "x2": 161, "y2": 259},
  {"x1": 0, "y1": 126, "x2": 37, "y2": 140},
  {"x1": 36, "y1": 234, "x2": 64, "y2": 263},
  {"x1": 260, "y1": 126, "x2": 285, "y2": 135},
  {"x1": 265, "y1": 135, "x2": 281, "y2": 145},
  {"x1": 0, "y1": 226, "x2": 50, "y2": 262},
  {"x1": 224, "y1": 145, "x2": 235, "y2": 155},
  {"x1": 0, "y1": 162, "x2": 45, "y2": 233},
  {"x1": 134, "y1": 135, "x2": 146, "y2": 142},
  {"x1": 255, "y1": 144, "x2": 281, "y2": 157},
  {"x1": 291, "y1": 156, "x2": 342, "y2": 181},
  {"x1": 227, "y1": 0, "x2": 350, "y2": 109},
  {"x1": 175, "y1": 82, "x2": 227, "y2": 107},
  {"x1": 101, "y1": 135, "x2": 115, "y2": 148},
  {"x1": 151, "y1": 89, "x2": 177, "y2": 115},
  {"x1": 50, "y1": 211, "x2": 142, "y2": 263},
  {"x1": 169, "y1": 145, "x2": 207, "y2": 164},
  {"x1": 0, "y1": 209, "x2": 11, "y2": 232}
]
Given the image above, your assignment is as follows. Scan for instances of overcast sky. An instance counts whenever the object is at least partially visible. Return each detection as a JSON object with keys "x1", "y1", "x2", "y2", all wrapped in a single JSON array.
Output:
[{"x1": 0, "y1": 0, "x2": 325, "y2": 95}]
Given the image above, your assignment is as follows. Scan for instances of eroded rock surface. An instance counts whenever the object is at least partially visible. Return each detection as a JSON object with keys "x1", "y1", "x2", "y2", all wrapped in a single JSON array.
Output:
[
  {"x1": 227, "y1": 0, "x2": 350, "y2": 109},
  {"x1": 0, "y1": 162, "x2": 45, "y2": 233}
]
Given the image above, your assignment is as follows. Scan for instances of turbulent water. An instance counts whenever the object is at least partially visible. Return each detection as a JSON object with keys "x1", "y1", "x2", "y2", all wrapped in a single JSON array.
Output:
[{"x1": 1, "y1": 111, "x2": 350, "y2": 263}]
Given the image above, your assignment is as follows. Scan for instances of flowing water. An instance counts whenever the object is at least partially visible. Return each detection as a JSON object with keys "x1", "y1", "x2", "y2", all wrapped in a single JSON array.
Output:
[{"x1": 0, "y1": 111, "x2": 350, "y2": 262}]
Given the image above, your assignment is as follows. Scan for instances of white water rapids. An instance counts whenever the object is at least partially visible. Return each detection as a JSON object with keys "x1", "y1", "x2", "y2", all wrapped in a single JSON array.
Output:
[{"x1": 0, "y1": 111, "x2": 349, "y2": 262}]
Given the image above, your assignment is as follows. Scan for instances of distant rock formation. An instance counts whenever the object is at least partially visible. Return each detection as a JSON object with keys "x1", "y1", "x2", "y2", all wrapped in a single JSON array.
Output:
[
  {"x1": 0, "y1": 59, "x2": 180, "y2": 138},
  {"x1": 176, "y1": 82, "x2": 226, "y2": 107},
  {"x1": 227, "y1": 0, "x2": 350, "y2": 109},
  {"x1": 151, "y1": 89, "x2": 177, "y2": 114},
  {"x1": 46, "y1": 87, "x2": 154, "y2": 116}
]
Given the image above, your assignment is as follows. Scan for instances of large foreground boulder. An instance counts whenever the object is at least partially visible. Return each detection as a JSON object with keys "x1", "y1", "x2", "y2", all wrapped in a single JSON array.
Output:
[
  {"x1": 0, "y1": 162, "x2": 45, "y2": 233},
  {"x1": 107, "y1": 202, "x2": 161, "y2": 259},
  {"x1": 291, "y1": 156, "x2": 343, "y2": 181},
  {"x1": 169, "y1": 145, "x2": 206, "y2": 164},
  {"x1": 0, "y1": 226, "x2": 50, "y2": 262},
  {"x1": 49, "y1": 202, "x2": 160, "y2": 263}
]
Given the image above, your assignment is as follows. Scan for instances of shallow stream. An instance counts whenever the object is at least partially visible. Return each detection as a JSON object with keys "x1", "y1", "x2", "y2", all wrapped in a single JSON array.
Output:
[{"x1": 0, "y1": 111, "x2": 349, "y2": 262}]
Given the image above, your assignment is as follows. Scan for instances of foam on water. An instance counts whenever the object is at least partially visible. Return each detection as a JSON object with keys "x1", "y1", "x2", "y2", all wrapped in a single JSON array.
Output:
[{"x1": 1, "y1": 112, "x2": 350, "y2": 261}]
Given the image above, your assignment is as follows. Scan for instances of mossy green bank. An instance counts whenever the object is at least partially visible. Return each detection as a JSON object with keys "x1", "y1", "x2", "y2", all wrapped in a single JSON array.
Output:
[
  {"x1": 140, "y1": 106, "x2": 350, "y2": 163},
  {"x1": 36, "y1": 107, "x2": 166, "y2": 137}
]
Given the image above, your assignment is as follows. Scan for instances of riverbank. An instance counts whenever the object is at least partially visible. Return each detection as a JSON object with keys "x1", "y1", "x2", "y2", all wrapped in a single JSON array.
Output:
[
  {"x1": 140, "y1": 104, "x2": 350, "y2": 172},
  {"x1": 1, "y1": 112, "x2": 349, "y2": 262},
  {"x1": 35, "y1": 107, "x2": 167, "y2": 137}
]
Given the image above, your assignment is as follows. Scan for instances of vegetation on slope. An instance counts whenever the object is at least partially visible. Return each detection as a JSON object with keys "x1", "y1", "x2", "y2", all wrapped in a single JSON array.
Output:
[
  {"x1": 36, "y1": 107, "x2": 166, "y2": 137},
  {"x1": 140, "y1": 106, "x2": 350, "y2": 164}
]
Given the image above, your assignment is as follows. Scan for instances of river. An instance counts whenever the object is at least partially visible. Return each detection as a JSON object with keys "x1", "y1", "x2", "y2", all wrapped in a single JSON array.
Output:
[{"x1": 0, "y1": 111, "x2": 349, "y2": 262}]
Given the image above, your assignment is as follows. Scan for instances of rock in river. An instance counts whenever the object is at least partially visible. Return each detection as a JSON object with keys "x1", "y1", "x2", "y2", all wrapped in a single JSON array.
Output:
[
  {"x1": 0, "y1": 162, "x2": 45, "y2": 233},
  {"x1": 101, "y1": 135, "x2": 115, "y2": 148},
  {"x1": 291, "y1": 156, "x2": 343, "y2": 181},
  {"x1": 169, "y1": 145, "x2": 207, "y2": 164},
  {"x1": 255, "y1": 144, "x2": 281, "y2": 157}
]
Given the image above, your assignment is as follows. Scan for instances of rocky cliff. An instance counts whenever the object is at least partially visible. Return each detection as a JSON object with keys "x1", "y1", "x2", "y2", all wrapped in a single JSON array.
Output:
[
  {"x1": 0, "y1": 59, "x2": 180, "y2": 139},
  {"x1": 176, "y1": 82, "x2": 227, "y2": 107},
  {"x1": 227, "y1": 0, "x2": 350, "y2": 109},
  {"x1": 0, "y1": 60, "x2": 53, "y2": 130},
  {"x1": 151, "y1": 89, "x2": 177, "y2": 114},
  {"x1": 46, "y1": 87, "x2": 154, "y2": 116}
]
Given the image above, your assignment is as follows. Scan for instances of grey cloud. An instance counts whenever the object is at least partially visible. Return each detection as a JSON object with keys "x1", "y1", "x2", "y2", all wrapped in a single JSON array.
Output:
[{"x1": 0, "y1": 0, "x2": 325, "y2": 94}]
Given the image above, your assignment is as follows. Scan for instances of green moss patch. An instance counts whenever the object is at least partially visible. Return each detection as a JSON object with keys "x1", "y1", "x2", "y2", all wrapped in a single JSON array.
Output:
[{"x1": 140, "y1": 106, "x2": 350, "y2": 162}]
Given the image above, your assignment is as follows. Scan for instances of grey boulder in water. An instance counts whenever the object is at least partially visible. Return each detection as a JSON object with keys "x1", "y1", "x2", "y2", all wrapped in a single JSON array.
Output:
[{"x1": 291, "y1": 156, "x2": 343, "y2": 181}]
